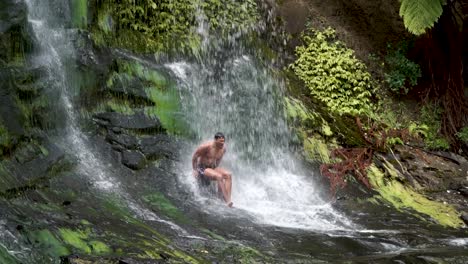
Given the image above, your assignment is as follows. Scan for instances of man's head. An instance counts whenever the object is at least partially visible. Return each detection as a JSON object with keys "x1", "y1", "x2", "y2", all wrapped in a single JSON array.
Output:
[{"x1": 214, "y1": 132, "x2": 225, "y2": 146}]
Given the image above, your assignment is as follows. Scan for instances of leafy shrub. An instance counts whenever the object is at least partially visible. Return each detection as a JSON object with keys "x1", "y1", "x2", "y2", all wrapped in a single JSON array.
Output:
[
  {"x1": 456, "y1": 127, "x2": 468, "y2": 143},
  {"x1": 419, "y1": 104, "x2": 450, "y2": 150},
  {"x1": 384, "y1": 44, "x2": 421, "y2": 94},
  {"x1": 290, "y1": 28, "x2": 375, "y2": 116},
  {"x1": 94, "y1": 0, "x2": 259, "y2": 53}
]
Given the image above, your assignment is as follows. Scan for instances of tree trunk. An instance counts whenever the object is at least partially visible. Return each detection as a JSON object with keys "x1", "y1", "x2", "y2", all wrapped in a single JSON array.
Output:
[{"x1": 416, "y1": 1, "x2": 467, "y2": 149}]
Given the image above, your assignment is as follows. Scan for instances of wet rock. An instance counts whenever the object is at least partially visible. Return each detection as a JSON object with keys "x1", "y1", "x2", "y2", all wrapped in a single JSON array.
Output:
[
  {"x1": 462, "y1": 213, "x2": 468, "y2": 225},
  {"x1": 121, "y1": 150, "x2": 146, "y2": 170},
  {"x1": 139, "y1": 134, "x2": 176, "y2": 160},
  {"x1": 0, "y1": 84, "x2": 26, "y2": 138},
  {"x1": 459, "y1": 188, "x2": 468, "y2": 198},
  {"x1": 1, "y1": 139, "x2": 67, "y2": 192},
  {"x1": 14, "y1": 142, "x2": 43, "y2": 164},
  {"x1": 393, "y1": 145, "x2": 468, "y2": 192},
  {"x1": 93, "y1": 111, "x2": 162, "y2": 131},
  {"x1": 106, "y1": 131, "x2": 139, "y2": 150},
  {"x1": 0, "y1": 0, "x2": 27, "y2": 34},
  {"x1": 107, "y1": 75, "x2": 154, "y2": 105}
]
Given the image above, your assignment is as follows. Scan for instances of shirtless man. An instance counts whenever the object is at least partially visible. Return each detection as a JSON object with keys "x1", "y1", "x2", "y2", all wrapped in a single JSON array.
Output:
[{"x1": 192, "y1": 132, "x2": 233, "y2": 207}]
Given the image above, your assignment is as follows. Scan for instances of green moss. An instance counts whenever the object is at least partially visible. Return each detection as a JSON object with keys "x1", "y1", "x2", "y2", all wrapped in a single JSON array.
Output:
[
  {"x1": 71, "y1": 0, "x2": 88, "y2": 28},
  {"x1": 303, "y1": 135, "x2": 332, "y2": 163},
  {"x1": 27, "y1": 229, "x2": 70, "y2": 257},
  {"x1": 0, "y1": 245, "x2": 19, "y2": 264},
  {"x1": 104, "y1": 60, "x2": 189, "y2": 135},
  {"x1": 88, "y1": 240, "x2": 111, "y2": 254},
  {"x1": 219, "y1": 244, "x2": 266, "y2": 264},
  {"x1": 59, "y1": 228, "x2": 91, "y2": 254},
  {"x1": 145, "y1": 87, "x2": 188, "y2": 135},
  {"x1": 200, "y1": 228, "x2": 225, "y2": 241},
  {"x1": 104, "y1": 100, "x2": 135, "y2": 115},
  {"x1": 142, "y1": 192, "x2": 188, "y2": 223},
  {"x1": 284, "y1": 97, "x2": 317, "y2": 125},
  {"x1": 91, "y1": 0, "x2": 259, "y2": 54},
  {"x1": 59, "y1": 228, "x2": 111, "y2": 255},
  {"x1": 0, "y1": 122, "x2": 11, "y2": 155},
  {"x1": 367, "y1": 163, "x2": 464, "y2": 228}
]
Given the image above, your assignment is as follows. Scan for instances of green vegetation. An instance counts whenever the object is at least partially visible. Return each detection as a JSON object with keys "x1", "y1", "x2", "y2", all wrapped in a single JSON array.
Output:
[
  {"x1": 384, "y1": 44, "x2": 421, "y2": 94},
  {"x1": 290, "y1": 28, "x2": 376, "y2": 116},
  {"x1": 0, "y1": 122, "x2": 11, "y2": 155},
  {"x1": 419, "y1": 104, "x2": 450, "y2": 150},
  {"x1": 92, "y1": 0, "x2": 259, "y2": 54},
  {"x1": 456, "y1": 127, "x2": 468, "y2": 143},
  {"x1": 399, "y1": 0, "x2": 444, "y2": 35},
  {"x1": 101, "y1": 60, "x2": 189, "y2": 135},
  {"x1": 71, "y1": 0, "x2": 88, "y2": 28},
  {"x1": 0, "y1": 245, "x2": 18, "y2": 264},
  {"x1": 27, "y1": 229, "x2": 70, "y2": 257},
  {"x1": 59, "y1": 228, "x2": 111, "y2": 255},
  {"x1": 367, "y1": 163, "x2": 463, "y2": 228},
  {"x1": 142, "y1": 192, "x2": 188, "y2": 223}
]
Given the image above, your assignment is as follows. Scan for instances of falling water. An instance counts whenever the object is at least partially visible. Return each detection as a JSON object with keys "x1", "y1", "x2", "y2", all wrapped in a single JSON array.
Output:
[
  {"x1": 24, "y1": 0, "x2": 188, "y2": 235},
  {"x1": 168, "y1": 17, "x2": 355, "y2": 231}
]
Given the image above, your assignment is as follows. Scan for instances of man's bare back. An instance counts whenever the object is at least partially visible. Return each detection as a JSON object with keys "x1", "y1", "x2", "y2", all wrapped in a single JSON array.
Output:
[{"x1": 192, "y1": 133, "x2": 233, "y2": 207}]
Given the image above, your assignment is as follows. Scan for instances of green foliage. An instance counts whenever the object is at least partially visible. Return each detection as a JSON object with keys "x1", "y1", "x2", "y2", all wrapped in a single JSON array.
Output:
[
  {"x1": 384, "y1": 44, "x2": 421, "y2": 94},
  {"x1": 71, "y1": 0, "x2": 88, "y2": 28},
  {"x1": 94, "y1": 0, "x2": 259, "y2": 54},
  {"x1": 386, "y1": 137, "x2": 404, "y2": 147},
  {"x1": 290, "y1": 28, "x2": 375, "y2": 116},
  {"x1": 0, "y1": 123, "x2": 10, "y2": 154},
  {"x1": 399, "y1": 0, "x2": 445, "y2": 35},
  {"x1": 456, "y1": 127, "x2": 468, "y2": 142},
  {"x1": 420, "y1": 104, "x2": 450, "y2": 150},
  {"x1": 202, "y1": 0, "x2": 258, "y2": 35}
]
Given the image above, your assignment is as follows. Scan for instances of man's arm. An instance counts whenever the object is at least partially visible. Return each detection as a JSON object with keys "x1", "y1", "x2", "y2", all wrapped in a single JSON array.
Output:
[
  {"x1": 192, "y1": 149, "x2": 200, "y2": 171},
  {"x1": 192, "y1": 143, "x2": 208, "y2": 170}
]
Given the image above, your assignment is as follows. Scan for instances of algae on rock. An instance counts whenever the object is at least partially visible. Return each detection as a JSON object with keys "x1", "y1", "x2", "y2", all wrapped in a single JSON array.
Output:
[{"x1": 367, "y1": 163, "x2": 464, "y2": 228}]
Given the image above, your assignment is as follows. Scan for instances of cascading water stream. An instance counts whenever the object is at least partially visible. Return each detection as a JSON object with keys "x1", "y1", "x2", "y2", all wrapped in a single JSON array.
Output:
[
  {"x1": 167, "y1": 17, "x2": 355, "y2": 231},
  {"x1": 23, "y1": 0, "x2": 188, "y2": 235}
]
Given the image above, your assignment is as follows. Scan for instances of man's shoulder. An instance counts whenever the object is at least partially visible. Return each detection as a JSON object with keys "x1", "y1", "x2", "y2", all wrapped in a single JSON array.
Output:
[{"x1": 198, "y1": 141, "x2": 213, "y2": 150}]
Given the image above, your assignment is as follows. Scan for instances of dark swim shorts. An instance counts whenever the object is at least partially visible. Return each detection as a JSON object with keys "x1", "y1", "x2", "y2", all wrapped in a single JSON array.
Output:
[{"x1": 197, "y1": 166, "x2": 211, "y2": 186}]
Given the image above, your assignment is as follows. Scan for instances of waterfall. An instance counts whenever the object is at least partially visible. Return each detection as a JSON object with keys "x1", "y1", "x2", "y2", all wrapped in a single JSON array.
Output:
[
  {"x1": 167, "y1": 15, "x2": 355, "y2": 231},
  {"x1": 23, "y1": 0, "x2": 189, "y2": 234}
]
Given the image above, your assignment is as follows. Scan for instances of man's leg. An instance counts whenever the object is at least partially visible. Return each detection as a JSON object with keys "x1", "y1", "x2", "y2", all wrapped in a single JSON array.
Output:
[
  {"x1": 215, "y1": 168, "x2": 232, "y2": 205},
  {"x1": 203, "y1": 168, "x2": 232, "y2": 206}
]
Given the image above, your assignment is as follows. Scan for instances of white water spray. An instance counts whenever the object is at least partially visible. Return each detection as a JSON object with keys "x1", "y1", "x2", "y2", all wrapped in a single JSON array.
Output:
[
  {"x1": 24, "y1": 0, "x2": 189, "y2": 235},
  {"x1": 167, "y1": 57, "x2": 354, "y2": 231}
]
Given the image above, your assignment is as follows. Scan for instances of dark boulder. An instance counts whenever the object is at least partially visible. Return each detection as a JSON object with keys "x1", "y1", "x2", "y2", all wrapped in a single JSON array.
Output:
[
  {"x1": 106, "y1": 131, "x2": 139, "y2": 150},
  {"x1": 139, "y1": 134, "x2": 176, "y2": 160},
  {"x1": 462, "y1": 212, "x2": 468, "y2": 226},
  {"x1": 93, "y1": 111, "x2": 162, "y2": 131},
  {"x1": 0, "y1": 0, "x2": 27, "y2": 34},
  {"x1": 121, "y1": 149, "x2": 146, "y2": 170},
  {"x1": 107, "y1": 74, "x2": 154, "y2": 105}
]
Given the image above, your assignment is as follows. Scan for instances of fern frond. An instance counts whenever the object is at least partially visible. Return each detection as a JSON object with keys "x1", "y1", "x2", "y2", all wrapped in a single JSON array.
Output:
[{"x1": 399, "y1": 0, "x2": 445, "y2": 35}]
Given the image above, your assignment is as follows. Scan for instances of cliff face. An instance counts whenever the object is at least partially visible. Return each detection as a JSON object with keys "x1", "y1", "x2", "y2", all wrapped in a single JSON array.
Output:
[{"x1": 277, "y1": 0, "x2": 408, "y2": 59}]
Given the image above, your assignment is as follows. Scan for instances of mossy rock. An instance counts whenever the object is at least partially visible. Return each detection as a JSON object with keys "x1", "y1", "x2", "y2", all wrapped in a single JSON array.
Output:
[
  {"x1": 367, "y1": 163, "x2": 464, "y2": 228},
  {"x1": 0, "y1": 244, "x2": 19, "y2": 264}
]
